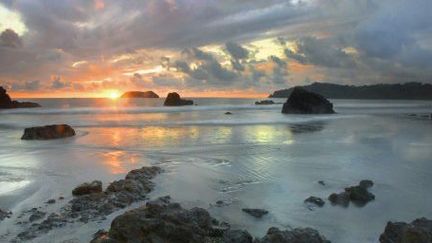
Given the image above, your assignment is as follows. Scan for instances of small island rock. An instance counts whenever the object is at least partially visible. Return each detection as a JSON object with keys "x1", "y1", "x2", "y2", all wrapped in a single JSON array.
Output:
[
  {"x1": 164, "y1": 92, "x2": 193, "y2": 106},
  {"x1": 120, "y1": 91, "x2": 159, "y2": 98},
  {"x1": 255, "y1": 100, "x2": 275, "y2": 105},
  {"x1": 21, "y1": 124, "x2": 76, "y2": 140},
  {"x1": 282, "y1": 87, "x2": 335, "y2": 114},
  {"x1": 242, "y1": 208, "x2": 269, "y2": 218},
  {"x1": 0, "y1": 86, "x2": 40, "y2": 109}
]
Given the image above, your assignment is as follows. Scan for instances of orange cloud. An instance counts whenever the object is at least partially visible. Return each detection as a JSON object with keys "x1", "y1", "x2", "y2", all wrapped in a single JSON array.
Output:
[{"x1": 94, "y1": 0, "x2": 105, "y2": 10}]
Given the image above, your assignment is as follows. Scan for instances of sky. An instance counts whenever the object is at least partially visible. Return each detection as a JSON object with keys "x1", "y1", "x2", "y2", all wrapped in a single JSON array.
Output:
[{"x1": 0, "y1": 0, "x2": 431, "y2": 98}]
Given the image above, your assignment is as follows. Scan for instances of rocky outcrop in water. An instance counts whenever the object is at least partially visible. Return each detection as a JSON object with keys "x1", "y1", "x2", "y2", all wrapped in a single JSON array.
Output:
[
  {"x1": 282, "y1": 87, "x2": 335, "y2": 114},
  {"x1": 304, "y1": 196, "x2": 325, "y2": 207},
  {"x1": 16, "y1": 166, "x2": 161, "y2": 241},
  {"x1": 72, "y1": 181, "x2": 102, "y2": 196},
  {"x1": 379, "y1": 217, "x2": 432, "y2": 243},
  {"x1": 255, "y1": 100, "x2": 275, "y2": 105},
  {"x1": 21, "y1": 124, "x2": 76, "y2": 140},
  {"x1": 121, "y1": 91, "x2": 159, "y2": 98},
  {"x1": 0, "y1": 86, "x2": 40, "y2": 109},
  {"x1": 164, "y1": 92, "x2": 194, "y2": 106},
  {"x1": 91, "y1": 196, "x2": 330, "y2": 243},
  {"x1": 329, "y1": 180, "x2": 375, "y2": 207}
]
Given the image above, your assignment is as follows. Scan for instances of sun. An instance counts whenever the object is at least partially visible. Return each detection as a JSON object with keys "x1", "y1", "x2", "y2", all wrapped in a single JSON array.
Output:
[{"x1": 106, "y1": 90, "x2": 121, "y2": 99}]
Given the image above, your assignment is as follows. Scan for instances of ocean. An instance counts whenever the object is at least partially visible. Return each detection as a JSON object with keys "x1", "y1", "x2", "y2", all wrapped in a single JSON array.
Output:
[{"x1": 0, "y1": 98, "x2": 431, "y2": 242}]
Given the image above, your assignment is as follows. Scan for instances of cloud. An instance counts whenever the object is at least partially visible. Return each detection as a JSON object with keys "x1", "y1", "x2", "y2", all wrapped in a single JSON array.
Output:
[
  {"x1": 51, "y1": 76, "x2": 71, "y2": 89},
  {"x1": 225, "y1": 42, "x2": 249, "y2": 60},
  {"x1": 11, "y1": 80, "x2": 40, "y2": 91},
  {"x1": 0, "y1": 29, "x2": 22, "y2": 48}
]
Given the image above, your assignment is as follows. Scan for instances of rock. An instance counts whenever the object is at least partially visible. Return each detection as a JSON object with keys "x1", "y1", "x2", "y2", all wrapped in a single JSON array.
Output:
[
  {"x1": 379, "y1": 218, "x2": 432, "y2": 243},
  {"x1": 328, "y1": 192, "x2": 350, "y2": 207},
  {"x1": 304, "y1": 196, "x2": 325, "y2": 207},
  {"x1": 223, "y1": 230, "x2": 253, "y2": 243},
  {"x1": 21, "y1": 124, "x2": 76, "y2": 140},
  {"x1": 359, "y1": 179, "x2": 374, "y2": 189},
  {"x1": 164, "y1": 92, "x2": 194, "y2": 106},
  {"x1": 97, "y1": 196, "x2": 224, "y2": 243},
  {"x1": 242, "y1": 208, "x2": 269, "y2": 218},
  {"x1": 329, "y1": 180, "x2": 375, "y2": 207},
  {"x1": 120, "y1": 91, "x2": 159, "y2": 98},
  {"x1": 318, "y1": 180, "x2": 326, "y2": 186},
  {"x1": 0, "y1": 209, "x2": 12, "y2": 221},
  {"x1": 225, "y1": 112, "x2": 233, "y2": 115},
  {"x1": 72, "y1": 180, "x2": 102, "y2": 196},
  {"x1": 281, "y1": 87, "x2": 335, "y2": 114},
  {"x1": 16, "y1": 166, "x2": 161, "y2": 241},
  {"x1": 29, "y1": 210, "x2": 46, "y2": 222},
  {"x1": 0, "y1": 86, "x2": 41, "y2": 109},
  {"x1": 259, "y1": 227, "x2": 330, "y2": 243},
  {"x1": 46, "y1": 199, "x2": 56, "y2": 204},
  {"x1": 255, "y1": 100, "x2": 275, "y2": 105}
]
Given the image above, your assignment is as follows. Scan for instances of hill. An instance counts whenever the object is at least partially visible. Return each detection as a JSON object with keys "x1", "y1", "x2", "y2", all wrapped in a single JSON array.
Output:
[{"x1": 269, "y1": 82, "x2": 432, "y2": 100}]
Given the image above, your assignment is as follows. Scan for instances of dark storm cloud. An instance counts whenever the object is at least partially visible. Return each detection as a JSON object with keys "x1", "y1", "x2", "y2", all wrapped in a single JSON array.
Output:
[
  {"x1": 0, "y1": 29, "x2": 22, "y2": 48},
  {"x1": 1, "y1": 0, "x2": 432, "y2": 91}
]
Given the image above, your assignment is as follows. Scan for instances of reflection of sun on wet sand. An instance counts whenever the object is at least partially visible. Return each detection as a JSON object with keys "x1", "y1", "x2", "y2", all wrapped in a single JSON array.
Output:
[{"x1": 101, "y1": 151, "x2": 139, "y2": 174}]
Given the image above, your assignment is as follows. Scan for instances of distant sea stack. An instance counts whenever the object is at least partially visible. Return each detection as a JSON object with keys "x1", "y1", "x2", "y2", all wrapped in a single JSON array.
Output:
[
  {"x1": 0, "y1": 86, "x2": 40, "y2": 109},
  {"x1": 282, "y1": 87, "x2": 335, "y2": 114},
  {"x1": 163, "y1": 92, "x2": 193, "y2": 106},
  {"x1": 21, "y1": 124, "x2": 76, "y2": 140},
  {"x1": 270, "y1": 82, "x2": 432, "y2": 100},
  {"x1": 120, "y1": 91, "x2": 159, "y2": 98}
]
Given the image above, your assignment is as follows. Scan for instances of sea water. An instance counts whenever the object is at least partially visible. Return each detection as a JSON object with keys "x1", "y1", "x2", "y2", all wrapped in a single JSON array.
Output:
[{"x1": 0, "y1": 98, "x2": 431, "y2": 242}]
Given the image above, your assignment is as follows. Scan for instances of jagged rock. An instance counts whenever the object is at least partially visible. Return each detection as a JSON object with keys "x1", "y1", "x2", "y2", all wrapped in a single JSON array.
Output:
[
  {"x1": 0, "y1": 86, "x2": 41, "y2": 109},
  {"x1": 21, "y1": 124, "x2": 76, "y2": 140},
  {"x1": 242, "y1": 208, "x2": 269, "y2": 218},
  {"x1": 255, "y1": 100, "x2": 275, "y2": 105},
  {"x1": 379, "y1": 217, "x2": 432, "y2": 243},
  {"x1": 164, "y1": 92, "x2": 193, "y2": 106},
  {"x1": 16, "y1": 166, "x2": 161, "y2": 241},
  {"x1": 259, "y1": 227, "x2": 330, "y2": 243},
  {"x1": 29, "y1": 210, "x2": 46, "y2": 222},
  {"x1": 329, "y1": 180, "x2": 375, "y2": 207},
  {"x1": 304, "y1": 196, "x2": 325, "y2": 207},
  {"x1": 99, "y1": 196, "x2": 222, "y2": 243},
  {"x1": 72, "y1": 181, "x2": 103, "y2": 196},
  {"x1": 120, "y1": 91, "x2": 159, "y2": 98},
  {"x1": 281, "y1": 87, "x2": 335, "y2": 114},
  {"x1": 46, "y1": 199, "x2": 56, "y2": 204},
  {"x1": 223, "y1": 230, "x2": 253, "y2": 243}
]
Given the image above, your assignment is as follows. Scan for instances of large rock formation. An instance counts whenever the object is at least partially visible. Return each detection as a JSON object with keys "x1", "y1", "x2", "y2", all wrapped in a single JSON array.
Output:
[
  {"x1": 72, "y1": 181, "x2": 102, "y2": 196},
  {"x1": 164, "y1": 92, "x2": 193, "y2": 106},
  {"x1": 0, "y1": 86, "x2": 40, "y2": 109},
  {"x1": 120, "y1": 91, "x2": 159, "y2": 98},
  {"x1": 281, "y1": 87, "x2": 335, "y2": 114},
  {"x1": 21, "y1": 124, "x2": 76, "y2": 140},
  {"x1": 91, "y1": 196, "x2": 330, "y2": 243},
  {"x1": 379, "y1": 218, "x2": 432, "y2": 243}
]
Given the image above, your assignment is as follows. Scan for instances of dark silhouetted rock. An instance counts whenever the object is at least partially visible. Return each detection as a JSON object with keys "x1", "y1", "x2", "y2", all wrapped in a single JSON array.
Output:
[
  {"x1": 164, "y1": 92, "x2": 193, "y2": 106},
  {"x1": 72, "y1": 181, "x2": 103, "y2": 196},
  {"x1": 329, "y1": 180, "x2": 375, "y2": 207},
  {"x1": 318, "y1": 180, "x2": 326, "y2": 186},
  {"x1": 223, "y1": 230, "x2": 253, "y2": 243},
  {"x1": 21, "y1": 124, "x2": 76, "y2": 140},
  {"x1": 304, "y1": 196, "x2": 325, "y2": 207},
  {"x1": 255, "y1": 100, "x2": 275, "y2": 105},
  {"x1": 242, "y1": 208, "x2": 269, "y2": 218},
  {"x1": 0, "y1": 86, "x2": 40, "y2": 109},
  {"x1": 259, "y1": 227, "x2": 330, "y2": 243},
  {"x1": 120, "y1": 91, "x2": 159, "y2": 98},
  {"x1": 282, "y1": 87, "x2": 335, "y2": 114},
  {"x1": 46, "y1": 199, "x2": 56, "y2": 204},
  {"x1": 98, "y1": 196, "x2": 223, "y2": 243},
  {"x1": 379, "y1": 218, "x2": 432, "y2": 243},
  {"x1": 225, "y1": 112, "x2": 233, "y2": 115}
]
